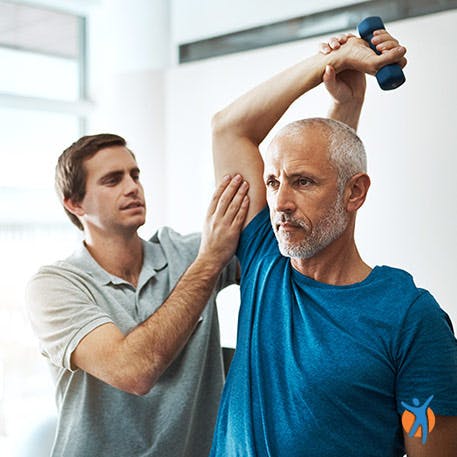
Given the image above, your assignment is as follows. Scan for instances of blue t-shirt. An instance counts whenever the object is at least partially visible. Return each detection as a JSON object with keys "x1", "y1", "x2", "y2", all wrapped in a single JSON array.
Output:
[{"x1": 210, "y1": 207, "x2": 457, "y2": 457}]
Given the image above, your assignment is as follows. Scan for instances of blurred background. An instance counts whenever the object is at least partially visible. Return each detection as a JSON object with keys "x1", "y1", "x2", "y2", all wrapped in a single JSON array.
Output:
[{"x1": 0, "y1": 0, "x2": 456, "y2": 454}]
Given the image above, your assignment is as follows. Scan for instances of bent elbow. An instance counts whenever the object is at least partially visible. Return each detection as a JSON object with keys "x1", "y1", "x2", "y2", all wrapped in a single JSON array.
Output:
[
  {"x1": 129, "y1": 381, "x2": 153, "y2": 397},
  {"x1": 211, "y1": 109, "x2": 227, "y2": 137},
  {"x1": 113, "y1": 362, "x2": 163, "y2": 396},
  {"x1": 120, "y1": 372, "x2": 158, "y2": 396}
]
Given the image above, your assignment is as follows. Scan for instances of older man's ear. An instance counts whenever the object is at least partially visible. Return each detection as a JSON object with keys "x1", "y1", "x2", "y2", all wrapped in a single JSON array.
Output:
[{"x1": 344, "y1": 173, "x2": 371, "y2": 213}]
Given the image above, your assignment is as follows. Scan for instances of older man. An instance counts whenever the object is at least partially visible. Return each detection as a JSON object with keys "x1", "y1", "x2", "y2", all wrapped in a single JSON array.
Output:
[{"x1": 209, "y1": 32, "x2": 457, "y2": 456}]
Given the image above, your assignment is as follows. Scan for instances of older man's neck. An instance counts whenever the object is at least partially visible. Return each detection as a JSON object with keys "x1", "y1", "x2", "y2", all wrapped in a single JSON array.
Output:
[{"x1": 290, "y1": 242, "x2": 371, "y2": 286}]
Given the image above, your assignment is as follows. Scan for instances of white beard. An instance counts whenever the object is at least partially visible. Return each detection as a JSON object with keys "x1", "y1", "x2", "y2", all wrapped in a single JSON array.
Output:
[{"x1": 273, "y1": 194, "x2": 349, "y2": 259}]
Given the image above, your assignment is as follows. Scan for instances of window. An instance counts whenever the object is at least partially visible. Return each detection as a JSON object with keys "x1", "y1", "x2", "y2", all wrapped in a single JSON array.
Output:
[
  {"x1": 0, "y1": 1, "x2": 82, "y2": 99},
  {"x1": 0, "y1": 47, "x2": 79, "y2": 100},
  {"x1": 0, "y1": 1, "x2": 89, "y2": 453}
]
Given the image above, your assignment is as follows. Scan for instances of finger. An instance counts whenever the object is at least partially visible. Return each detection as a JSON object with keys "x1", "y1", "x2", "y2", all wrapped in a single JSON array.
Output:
[
  {"x1": 372, "y1": 28, "x2": 386, "y2": 36},
  {"x1": 371, "y1": 29, "x2": 390, "y2": 38},
  {"x1": 376, "y1": 40, "x2": 399, "y2": 52},
  {"x1": 320, "y1": 33, "x2": 355, "y2": 54},
  {"x1": 214, "y1": 175, "x2": 246, "y2": 217},
  {"x1": 373, "y1": 45, "x2": 407, "y2": 70},
  {"x1": 337, "y1": 33, "x2": 355, "y2": 44},
  {"x1": 231, "y1": 195, "x2": 250, "y2": 228},
  {"x1": 319, "y1": 42, "x2": 332, "y2": 54},
  {"x1": 328, "y1": 37, "x2": 341, "y2": 50},
  {"x1": 323, "y1": 64, "x2": 336, "y2": 88},
  {"x1": 398, "y1": 56, "x2": 407, "y2": 69},
  {"x1": 207, "y1": 175, "x2": 231, "y2": 216},
  {"x1": 221, "y1": 180, "x2": 250, "y2": 222},
  {"x1": 371, "y1": 30, "x2": 399, "y2": 46},
  {"x1": 371, "y1": 30, "x2": 399, "y2": 47},
  {"x1": 337, "y1": 34, "x2": 347, "y2": 44},
  {"x1": 375, "y1": 39, "x2": 401, "y2": 53},
  {"x1": 387, "y1": 45, "x2": 407, "y2": 58}
]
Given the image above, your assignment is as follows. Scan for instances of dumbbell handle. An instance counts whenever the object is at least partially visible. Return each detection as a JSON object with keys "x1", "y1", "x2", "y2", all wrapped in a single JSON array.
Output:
[{"x1": 358, "y1": 16, "x2": 405, "y2": 90}]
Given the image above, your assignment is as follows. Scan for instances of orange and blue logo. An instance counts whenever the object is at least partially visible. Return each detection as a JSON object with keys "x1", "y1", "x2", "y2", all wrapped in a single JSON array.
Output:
[{"x1": 401, "y1": 395, "x2": 435, "y2": 445}]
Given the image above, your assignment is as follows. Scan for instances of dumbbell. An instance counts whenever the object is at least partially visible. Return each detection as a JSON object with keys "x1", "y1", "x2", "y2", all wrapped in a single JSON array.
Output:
[{"x1": 358, "y1": 16, "x2": 405, "y2": 90}]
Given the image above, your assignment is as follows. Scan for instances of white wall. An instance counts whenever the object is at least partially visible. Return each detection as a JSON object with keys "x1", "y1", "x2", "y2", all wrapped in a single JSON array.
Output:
[
  {"x1": 357, "y1": 11, "x2": 457, "y2": 325},
  {"x1": 87, "y1": 0, "x2": 171, "y2": 235},
  {"x1": 164, "y1": 10, "x2": 457, "y2": 336},
  {"x1": 171, "y1": 0, "x2": 365, "y2": 44},
  {"x1": 86, "y1": 3, "x2": 457, "y2": 343}
]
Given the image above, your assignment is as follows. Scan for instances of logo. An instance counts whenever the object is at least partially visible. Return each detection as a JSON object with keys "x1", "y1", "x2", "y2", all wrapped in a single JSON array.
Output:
[{"x1": 401, "y1": 395, "x2": 435, "y2": 445}]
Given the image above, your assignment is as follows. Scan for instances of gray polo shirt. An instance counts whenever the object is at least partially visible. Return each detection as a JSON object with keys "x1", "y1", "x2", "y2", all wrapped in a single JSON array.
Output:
[{"x1": 26, "y1": 227, "x2": 238, "y2": 457}]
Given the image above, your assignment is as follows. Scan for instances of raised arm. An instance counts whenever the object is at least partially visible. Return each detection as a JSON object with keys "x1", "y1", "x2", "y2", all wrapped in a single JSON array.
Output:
[
  {"x1": 212, "y1": 53, "x2": 327, "y2": 226},
  {"x1": 212, "y1": 32, "x2": 406, "y2": 227}
]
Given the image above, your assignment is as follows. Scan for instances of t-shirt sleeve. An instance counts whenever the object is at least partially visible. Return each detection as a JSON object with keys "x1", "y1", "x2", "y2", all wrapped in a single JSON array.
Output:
[
  {"x1": 395, "y1": 290, "x2": 457, "y2": 416},
  {"x1": 236, "y1": 206, "x2": 277, "y2": 274},
  {"x1": 215, "y1": 256, "x2": 239, "y2": 291},
  {"x1": 25, "y1": 268, "x2": 112, "y2": 372}
]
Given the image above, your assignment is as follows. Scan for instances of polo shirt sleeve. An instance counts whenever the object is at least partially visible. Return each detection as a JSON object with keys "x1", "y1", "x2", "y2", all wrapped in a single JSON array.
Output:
[
  {"x1": 25, "y1": 266, "x2": 112, "y2": 372},
  {"x1": 395, "y1": 290, "x2": 457, "y2": 416}
]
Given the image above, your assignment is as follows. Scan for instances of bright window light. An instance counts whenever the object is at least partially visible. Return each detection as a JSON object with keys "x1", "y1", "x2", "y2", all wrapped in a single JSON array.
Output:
[
  {"x1": 0, "y1": 2, "x2": 86, "y2": 454},
  {"x1": 0, "y1": 47, "x2": 79, "y2": 100}
]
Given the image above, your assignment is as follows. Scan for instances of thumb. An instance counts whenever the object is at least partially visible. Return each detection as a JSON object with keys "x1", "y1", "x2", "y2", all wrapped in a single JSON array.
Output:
[{"x1": 323, "y1": 64, "x2": 337, "y2": 90}]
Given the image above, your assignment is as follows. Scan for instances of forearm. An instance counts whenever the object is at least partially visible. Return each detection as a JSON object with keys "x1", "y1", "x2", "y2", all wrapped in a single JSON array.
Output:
[
  {"x1": 115, "y1": 255, "x2": 222, "y2": 395},
  {"x1": 328, "y1": 96, "x2": 364, "y2": 131},
  {"x1": 213, "y1": 52, "x2": 327, "y2": 151}
]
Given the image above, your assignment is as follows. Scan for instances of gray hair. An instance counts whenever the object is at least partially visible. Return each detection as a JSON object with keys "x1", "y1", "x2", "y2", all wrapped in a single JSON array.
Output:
[{"x1": 275, "y1": 118, "x2": 367, "y2": 192}]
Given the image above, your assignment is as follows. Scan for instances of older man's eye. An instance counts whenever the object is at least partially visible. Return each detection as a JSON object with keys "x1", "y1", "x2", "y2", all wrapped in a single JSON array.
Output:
[
  {"x1": 298, "y1": 177, "x2": 313, "y2": 186},
  {"x1": 266, "y1": 178, "x2": 278, "y2": 188}
]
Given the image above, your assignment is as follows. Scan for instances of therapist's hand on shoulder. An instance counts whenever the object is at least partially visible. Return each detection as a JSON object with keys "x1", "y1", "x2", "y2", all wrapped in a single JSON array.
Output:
[{"x1": 198, "y1": 174, "x2": 249, "y2": 271}]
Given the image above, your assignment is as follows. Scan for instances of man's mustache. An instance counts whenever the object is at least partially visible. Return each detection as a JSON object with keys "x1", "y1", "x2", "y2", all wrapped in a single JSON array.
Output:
[{"x1": 273, "y1": 213, "x2": 309, "y2": 230}]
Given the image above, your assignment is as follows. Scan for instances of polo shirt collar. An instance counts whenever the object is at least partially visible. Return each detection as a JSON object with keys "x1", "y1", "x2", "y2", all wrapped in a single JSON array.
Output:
[
  {"x1": 138, "y1": 238, "x2": 168, "y2": 288},
  {"x1": 70, "y1": 238, "x2": 167, "y2": 287}
]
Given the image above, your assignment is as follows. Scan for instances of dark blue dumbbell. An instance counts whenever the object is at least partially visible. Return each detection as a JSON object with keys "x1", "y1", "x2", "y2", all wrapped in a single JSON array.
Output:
[{"x1": 358, "y1": 16, "x2": 405, "y2": 90}]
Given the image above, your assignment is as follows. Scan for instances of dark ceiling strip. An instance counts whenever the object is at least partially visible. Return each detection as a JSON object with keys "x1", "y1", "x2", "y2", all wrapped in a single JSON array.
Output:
[{"x1": 179, "y1": 0, "x2": 457, "y2": 63}]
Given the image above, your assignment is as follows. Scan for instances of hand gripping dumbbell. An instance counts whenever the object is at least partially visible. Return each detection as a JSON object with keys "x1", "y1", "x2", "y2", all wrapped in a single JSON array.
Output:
[{"x1": 358, "y1": 16, "x2": 406, "y2": 90}]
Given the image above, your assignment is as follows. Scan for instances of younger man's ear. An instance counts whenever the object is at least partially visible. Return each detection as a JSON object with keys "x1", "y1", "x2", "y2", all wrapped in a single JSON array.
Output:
[
  {"x1": 345, "y1": 173, "x2": 371, "y2": 213},
  {"x1": 63, "y1": 198, "x2": 85, "y2": 217}
]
